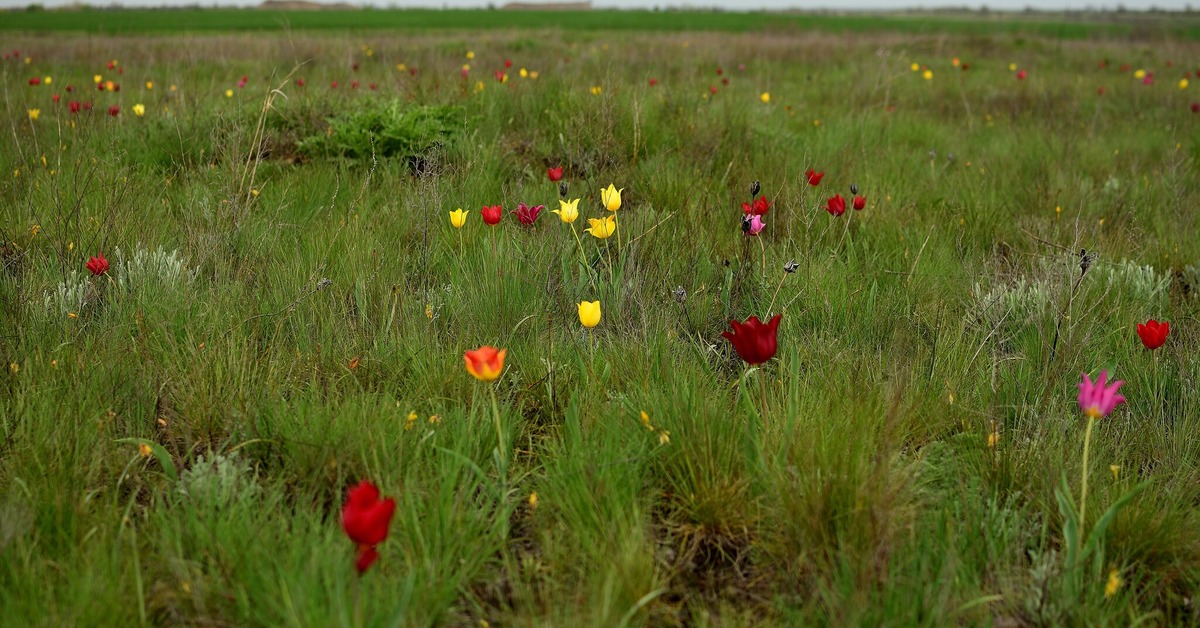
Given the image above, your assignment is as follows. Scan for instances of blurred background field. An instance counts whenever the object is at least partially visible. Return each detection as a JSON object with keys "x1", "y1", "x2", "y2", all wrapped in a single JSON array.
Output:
[{"x1": 1, "y1": 10, "x2": 1199, "y2": 626}]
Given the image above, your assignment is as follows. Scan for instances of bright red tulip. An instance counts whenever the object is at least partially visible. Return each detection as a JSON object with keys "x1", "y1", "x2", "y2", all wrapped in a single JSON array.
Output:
[
  {"x1": 852, "y1": 195, "x2": 866, "y2": 211},
  {"x1": 504, "y1": 59, "x2": 513, "y2": 69},
  {"x1": 86, "y1": 253, "x2": 109, "y2": 276},
  {"x1": 1016, "y1": 70, "x2": 1027, "y2": 80},
  {"x1": 806, "y1": 168, "x2": 824, "y2": 186},
  {"x1": 51, "y1": 93, "x2": 60, "y2": 104},
  {"x1": 107, "y1": 105, "x2": 119, "y2": 117},
  {"x1": 341, "y1": 481, "x2": 396, "y2": 574},
  {"x1": 512, "y1": 203, "x2": 544, "y2": 226},
  {"x1": 825, "y1": 194, "x2": 846, "y2": 217},
  {"x1": 481, "y1": 205, "x2": 503, "y2": 226},
  {"x1": 1136, "y1": 319, "x2": 1169, "y2": 350},
  {"x1": 722, "y1": 314, "x2": 781, "y2": 365},
  {"x1": 547, "y1": 166, "x2": 563, "y2": 182},
  {"x1": 330, "y1": 81, "x2": 338, "y2": 89},
  {"x1": 742, "y1": 197, "x2": 771, "y2": 216},
  {"x1": 295, "y1": 77, "x2": 305, "y2": 87},
  {"x1": 709, "y1": 86, "x2": 718, "y2": 95}
]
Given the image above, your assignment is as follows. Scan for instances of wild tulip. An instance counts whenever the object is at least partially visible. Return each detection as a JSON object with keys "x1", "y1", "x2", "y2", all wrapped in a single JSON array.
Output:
[
  {"x1": 578, "y1": 301, "x2": 601, "y2": 328},
  {"x1": 852, "y1": 195, "x2": 866, "y2": 210},
  {"x1": 649, "y1": 78, "x2": 658, "y2": 86},
  {"x1": 341, "y1": 481, "x2": 396, "y2": 574},
  {"x1": 86, "y1": 253, "x2": 109, "y2": 276},
  {"x1": 449, "y1": 208, "x2": 468, "y2": 229},
  {"x1": 51, "y1": 94, "x2": 60, "y2": 104},
  {"x1": 512, "y1": 203, "x2": 544, "y2": 226},
  {"x1": 1136, "y1": 319, "x2": 1169, "y2": 350},
  {"x1": 553, "y1": 198, "x2": 579, "y2": 223},
  {"x1": 108, "y1": 105, "x2": 120, "y2": 117},
  {"x1": 753, "y1": 196, "x2": 771, "y2": 215},
  {"x1": 600, "y1": 184, "x2": 623, "y2": 212},
  {"x1": 68, "y1": 101, "x2": 81, "y2": 114},
  {"x1": 722, "y1": 314, "x2": 781, "y2": 365},
  {"x1": 806, "y1": 168, "x2": 824, "y2": 186},
  {"x1": 1078, "y1": 371, "x2": 1125, "y2": 419},
  {"x1": 132, "y1": 103, "x2": 145, "y2": 117},
  {"x1": 547, "y1": 166, "x2": 563, "y2": 182},
  {"x1": 481, "y1": 205, "x2": 503, "y2": 226},
  {"x1": 464, "y1": 346, "x2": 506, "y2": 382},
  {"x1": 825, "y1": 194, "x2": 846, "y2": 217},
  {"x1": 296, "y1": 77, "x2": 305, "y2": 87},
  {"x1": 585, "y1": 215, "x2": 617, "y2": 239},
  {"x1": 1016, "y1": 69, "x2": 1027, "y2": 80},
  {"x1": 28, "y1": 77, "x2": 40, "y2": 86}
]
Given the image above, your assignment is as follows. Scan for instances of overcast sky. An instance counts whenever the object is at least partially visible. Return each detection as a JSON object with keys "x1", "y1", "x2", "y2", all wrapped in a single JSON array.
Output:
[{"x1": 0, "y1": 0, "x2": 1187, "y2": 10}]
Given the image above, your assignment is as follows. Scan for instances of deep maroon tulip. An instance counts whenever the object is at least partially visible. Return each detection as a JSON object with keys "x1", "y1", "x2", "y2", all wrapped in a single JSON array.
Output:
[
  {"x1": 722, "y1": 314, "x2": 781, "y2": 365},
  {"x1": 512, "y1": 203, "x2": 544, "y2": 226},
  {"x1": 68, "y1": 101, "x2": 81, "y2": 114},
  {"x1": 107, "y1": 105, "x2": 120, "y2": 117}
]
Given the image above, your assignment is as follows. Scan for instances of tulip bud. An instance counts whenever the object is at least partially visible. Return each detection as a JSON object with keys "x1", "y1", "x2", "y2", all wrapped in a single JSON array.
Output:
[
  {"x1": 559, "y1": 181, "x2": 568, "y2": 198},
  {"x1": 1079, "y1": 249, "x2": 1096, "y2": 276},
  {"x1": 750, "y1": 180, "x2": 760, "y2": 198},
  {"x1": 784, "y1": 260, "x2": 798, "y2": 273},
  {"x1": 741, "y1": 215, "x2": 752, "y2": 233},
  {"x1": 317, "y1": 278, "x2": 333, "y2": 290},
  {"x1": 849, "y1": 183, "x2": 859, "y2": 195},
  {"x1": 673, "y1": 286, "x2": 687, "y2": 303}
]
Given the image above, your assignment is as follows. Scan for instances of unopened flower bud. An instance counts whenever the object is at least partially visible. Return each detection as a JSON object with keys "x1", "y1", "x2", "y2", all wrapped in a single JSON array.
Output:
[
  {"x1": 750, "y1": 180, "x2": 761, "y2": 198},
  {"x1": 558, "y1": 181, "x2": 568, "y2": 198},
  {"x1": 849, "y1": 183, "x2": 859, "y2": 195},
  {"x1": 784, "y1": 260, "x2": 798, "y2": 273},
  {"x1": 673, "y1": 286, "x2": 687, "y2": 303}
]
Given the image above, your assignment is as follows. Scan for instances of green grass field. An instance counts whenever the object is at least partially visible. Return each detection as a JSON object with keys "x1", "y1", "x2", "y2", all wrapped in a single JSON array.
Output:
[{"x1": 2, "y1": 16, "x2": 1200, "y2": 626}]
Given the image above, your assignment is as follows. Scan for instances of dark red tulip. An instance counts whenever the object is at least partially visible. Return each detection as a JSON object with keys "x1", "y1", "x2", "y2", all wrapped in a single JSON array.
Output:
[
  {"x1": 716, "y1": 67, "x2": 723, "y2": 75},
  {"x1": 28, "y1": 77, "x2": 40, "y2": 86},
  {"x1": 295, "y1": 77, "x2": 305, "y2": 87},
  {"x1": 825, "y1": 194, "x2": 846, "y2": 217},
  {"x1": 1097, "y1": 86, "x2": 1106, "y2": 95},
  {"x1": 351, "y1": 80, "x2": 359, "y2": 89},
  {"x1": 107, "y1": 105, "x2": 120, "y2": 117},
  {"x1": 65, "y1": 85, "x2": 74, "y2": 92},
  {"x1": 722, "y1": 314, "x2": 781, "y2": 365},
  {"x1": 961, "y1": 63, "x2": 970, "y2": 71},
  {"x1": 852, "y1": 195, "x2": 866, "y2": 210},
  {"x1": 504, "y1": 59, "x2": 512, "y2": 69},
  {"x1": 547, "y1": 166, "x2": 563, "y2": 182},
  {"x1": 512, "y1": 203, "x2": 544, "y2": 226},
  {"x1": 111, "y1": 83, "x2": 120, "y2": 92},
  {"x1": 721, "y1": 77, "x2": 729, "y2": 85},
  {"x1": 351, "y1": 63, "x2": 358, "y2": 72},
  {"x1": 709, "y1": 86, "x2": 718, "y2": 95},
  {"x1": 481, "y1": 204, "x2": 503, "y2": 226},
  {"x1": 408, "y1": 68, "x2": 417, "y2": 76},
  {"x1": 1016, "y1": 70, "x2": 1027, "y2": 80},
  {"x1": 649, "y1": 78, "x2": 658, "y2": 87},
  {"x1": 806, "y1": 168, "x2": 824, "y2": 186},
  {"x1": 1191, "y1": 102, "x2": 1199, "y2": 113},
  {"x1": 82, "y1": 101, "x2": 93, "y2": 111},
  {"x1": 742, "y1": 196, "x2": 771, "y2": 216},
  {"x1": 369, "y1": 83, "x2": 377, "y2": 90},
  {"x1": 97, "y1": 82, "x2": 106, "y2": 91},
  {"x1": 341, "y1": 481, "x2": 396, "y2": 575},
  {"x1": 86, "y1": 253, "x2": 109, "y2": 276},
  {"x1": 1137, "y1": 319, "x2": 1169, "y2": 350},
  {"x1": 68, "y1": 101, "x2": 81, "y2": 114},
  {"x1": 1119, "y1": 63, "x2": 1130, "y2": 72},
  {"x1": 52, "y1": 93, "x2": 60, "y2": 104},
  {"x1": 330, "y1": 81, "x2": 339, "y2": 89},
  {"x1": 494, "y1": 70, "x2": 505, "y2": 82},
  {"x1": 107, "y1": 60, "x2": 116, "y2": 70}
]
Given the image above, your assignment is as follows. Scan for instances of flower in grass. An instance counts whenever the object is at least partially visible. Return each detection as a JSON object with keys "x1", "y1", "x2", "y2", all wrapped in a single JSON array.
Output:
[
  {"x1": 1078, "y1": 371, "x2": 1125, "y2": 420},
  {"x1": 1105, "y1": 568, "x2": 1122, "y2": 598},
  {"x1": 760, "y1": 92, "x2": 770, "y2": 103},
  {"x1": 108, "y1": 105, "x2": 120, "y2": 117},
  {"x1": 590, "y1": 85, "x2": 602, "y2": 95},
  {"x1": 93, "y1": 74, "x2": 102, "y2": 84},
  {"x1": 528, "y1": 492, "x2": 538, "y2": 509},
  {"x1": 1136, "y1": 319, "x2": 1169, "y2": 350},
  {"x1": 649, "y1": 78, "x2": 658, "y2": 87},
  {"x1": 806, "y1": 168, "x2": 824, "y2": 186},
  {"x1": 449, "y1": 208, "x2": 469, "y2": 229},
  {"x1": 225, "y1": 89, "x2": 233, "y2": 98},
  {"x1": 405, "y1": 411, "x2": 417, "y2": 430},
  {"x1": 464, "y1": 346, "x2": 506, "y2": 382},
  {"x1": 1016, "y1": 69, "x2": 1027, "y2": 80},
  {"x1": 742, "y1": 214, "x2": 765, "y2": 236},
  {"x1": 923, "y1": 69, "x2": 933, "y2": 80},
  {"x1": 341, "y1": 481, "x2": 396, "y2": 574},
  {"x1": 547, "y1": 166, "x2": 563, "y2": 182},
  {"x1": 657, "y1": 430, "x2": 671, "y2": 446},
  {"x1": 742, "y1": 196, "x2": 771, "y2": 216},
  {"x1": 1134, "y1": 68, "x2": 1146, "y2": 79},
  {"x1": 145, "y1": 81, "x2": 153, "y2": 90},
  {"x1": 722, "y1": 314, "x2": 781, "y2": 365},
  {"x1": 348, "y1": 356, "x2": 361, "y2": 370},
  {"x1": 139, "y1": 443, "x2": 153, "y2": 457},
  {"x1": 578, "y1": 300, "x2": 601, "y2": 328},
  {"x1": 132, "y1": 103, "x2": 145, "y2": 117},
  {"x1": 86, "y1": 253, "x2": 109, "y2": 276},
  {"x1": 1180, "y1": 78, "x2": 1190, "y2": 90},
  {"x1": 640, "y1": 411, "x2": 654, "y2": 431},
  {"x1": 481, "y1": 205, "x2": 503, "y2": 226},
  {"x1": 553, "y1": 198, "x2": 579, "y2": 223},
  {"x1": 585, "y1": 215, "x2": 617, "y2": 239},
  {"x1": 825, "y1": 194, "x2": 847, "y2": 217},
  {"x1": 1192, "y1": 103, "x2": 1200, "y2": 113},
  {"x1": 512, "y1": 203, "x2": 544, "y2": 226},
  {"x1": 466, "y1": 50, "x2": 475, "y2": 60},
  {"x1": 27, "y1": 108, "x2": 39, "y2": 121},
  {"x1": 600, "y1": 184, "x2": 623, "y2": 211},
  {"x1": 852, "y1": 195, "x2": 866, "y2": 211}
]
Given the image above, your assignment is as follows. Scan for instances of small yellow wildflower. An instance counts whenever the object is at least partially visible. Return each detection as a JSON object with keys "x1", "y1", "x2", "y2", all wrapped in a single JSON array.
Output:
[
  {"x1": 1180, "y1": 78, "x2": 1189, "y2": 90},
  {"x1": 138, "y1": 443, "x2": 153, "y2": 458},
  {"x1": 529, "y1": 71, "x2": 539, "y2": 79},
  {"x1": 910, "y1": 62, "x2": 919, "y2": 72},
  {"x1": 657, "y1": 430, "x2": 671, "y2": 446},
  {"x1": 27, "y1": 109, "x2": 40, "y2": 121},
  {"x1": 1105, "y1": 568, "x2": 1122, "y2": 598},
  {"x1": 225, "y1": 89, "x2": 234, "y2": 98},
  {"x1": 132, "y1": 104, "x2": 146, "y2": 117},
  {"x1": 1134, "y1": 69, "x2": 1146, "y2": 79},
  {"x1": 94, "y1": 74, "x2": 103, "y2": 84},
  {"x1": 474, "y1": 81, "x2": 485, "y2": 93},
  {"x1": 519, "y1": 68, "x2": 528, "y2": 78},
  {"x1": 1110, "y1": 465, "x2": 1121, "y2": 480},
  {"x1": 145, "y1": 81, "x2": 154, "y2": 90},
  {"x1": 396, "y1": 63, "x2": 407, "y2": 72},
  {"x1": 44, "y1": 76, "x2": 52, "y2": 85},
  {"x1": 428, "y1": 414, "x2": 441, "y2": 425},
  {"x1": 640, "y1": 411, "x2": 654, "y2": 431},
  {"x1": 1009, "y1": 63, "x2": 1018, "y2": 72},
  {"x1": 405, "y1": 411, "x2": 418, "y2": 431},
  {"x1": 528, "y1": 492, "x2": 538, "y2": 509},
  {"x1": 466, "y1": 50, "x2": 475, "y2": 60},
  {"x1": 30, "y1": 224, "x2": 40, "y2": 237},
  {"x1": 590, "y1": 85, "x2": 602, "y2": 95},
  {"x1": 8, "y1": 362, "x2": 17, "y2": 374},
  {"x1": 923, "y1": 70, "x2": 933, "y2": 80},
  {"x1": 760, "y1": 92, "x2": 770, "y2": 103},
  {"x1": 987, "y1": 431, "x2": 1000, "y2": 448}
]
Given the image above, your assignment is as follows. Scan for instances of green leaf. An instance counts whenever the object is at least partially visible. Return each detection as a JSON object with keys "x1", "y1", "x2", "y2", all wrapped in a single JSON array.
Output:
[{"x1": 115, "y1": 438, "x2": 178, "y2": 483}]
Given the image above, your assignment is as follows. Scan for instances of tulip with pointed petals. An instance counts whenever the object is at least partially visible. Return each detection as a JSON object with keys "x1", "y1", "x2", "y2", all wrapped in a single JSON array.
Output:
[
  {"x1": 1077, "y1": 371, "x2": 1125, "y2": 419},
  {"x1": 825, "y1": 194, "x2": 846, "y2": 217},
  {"x1": 86, "y1": 253, "x2": 109, "y2": 276},
  {"x1": 512, "y1": 203, "x2": 544, "y2": 226},
  {"x1": 578, "y1": 301, "x2": 601, "y2": 328},
  {"x1": 1136, "y1": 319, "x2": 1169, "y2": 350},
  {"x1": 449, "y1": 208, "x2": 468, "y2": 229},
  {"x1": 585, "y1": 215, "x2": 617, "y2": 239},
  {"x1": 481, "y1": 205, "x2": 503, "y2": 226},
  {"x1": 806, "y1": 168, "x2": 824, "y2": 186},
  {"x1": 547, "y1": 166, "x2": 563, "y2": 182},
  {"x1": 341, "y1": 481, "x2": 396, "y2": 574},
  {"x1": 742, "y1": 197, "x2": 771, "y2": 216},
  {"x1": 464, "y1": 346, "x2": 506, "y2": 382},
  {"x1": 553, "y1": 198, "x2": 580, "y2": 223},
  {"x1": 722, "y1": 314, "x2": 781, "y2": 365},
  {"x1": 600, "y1": 184, "x2": 623, "y2": 212}
]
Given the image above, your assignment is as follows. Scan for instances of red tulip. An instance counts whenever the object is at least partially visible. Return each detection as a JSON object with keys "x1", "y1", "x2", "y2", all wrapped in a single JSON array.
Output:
[
  {"x1": 296, "y1": 77, "x2": 305, "y2": 87},
  {"x1": 1136, "y1": 319, "x2": 1169, "y2": 350},
  {"x1": 28, "y1": 77, "x2": 40, "y2": 86},
  {"x1": 716, "y1": 67, "x2": 723, "y2": 75},
  {"x1": 852, "y1": 195, "x2": 866, "y2": 210},
  {"x1": 825, "y1": 194, "x2": 846, "y2": 217},
  {"x1": 107, "y1": 105, "x2": 120, "y2": 117},
  {"x1": 494, "y1": 70, "x2": 505, "y2": 82},
  {"x1": 330, "y1": 81, "x2": 339, "y2": 89},
  {"x1": 351, "y1": 63, "x2": 358, "y2": 72},
  {"x1": 86, "y1": 253, "x2": 109, "y2": 276},
  {"x1": 341, "y1": 481, "x2": 396, "y2": 574},
  {"x1": 65, "y1": 85, "x2": 74, "y2": 92},
  {"x1": 742, "y1": 197, "x2": 771, "y2": 216},
  {"x1": 1016, "y1": 69, "x2": 1027, "y2": 80},
  {"x1": 721, "y1": 77, "x2": 729, "y2": 85},
  {"x1": 504, "y1": 59, "x2": 513, "y2": 69},
  {"x1": 68, "y1": 101, "x2": 81, "y2": 114},
  {"x1": 1192, "y1": 102, "x2": 1200, "y2": 113},
  {"x1": 52, "y1": 93, "x2": 60, "y2": 103},
  {"x1": 961, "y1": 63, "x2": 970, "y2": 71},
  {"x1": 97, "y1": 82, "x2": 106, "y2": 92},
  {"x1": 806, "y1": 168, "x2": 824, "y2": 186},
  {"x1": 408, "y1": 68, "x2": 417, "y2": 76},
  {"x1": 107, "y1": 60, "x2": 116, "y2": 70},
  {"x1": 351, "y1": 80, "x2": 359, "y2": 89},
  {"x1": 722, "y1": 314, "x2": 781, "y2": 365},
  {"x1": 649, "y1": 78, "x2": 658, "y2": 87},
  {"x1": 481, "y1": 204, "x2": 503, "y2": 226},
  {"x1": 1097, "y1": 86, "x2": 1106, "y2": 95},
  {"x1": 369, "y1": 83, "x2": 377, "y2": 90},
  {"x1": 512, "y1": 203, "x2": 544, "y2": 226},
  {"x1": 82, "y1": 102, "x2": 93, "y2": 111},
  {"x1": 709, "y1": 86, "x2": 718, "y2": 95},
  {"x1": 547, "y1": 166, "x2": 563, "y2": 182}
]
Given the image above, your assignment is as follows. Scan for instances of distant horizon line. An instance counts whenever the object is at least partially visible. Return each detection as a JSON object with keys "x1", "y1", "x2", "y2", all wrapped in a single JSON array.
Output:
[{"x1": 3, "y1": 2, "x2": 1196, "y2": 10}]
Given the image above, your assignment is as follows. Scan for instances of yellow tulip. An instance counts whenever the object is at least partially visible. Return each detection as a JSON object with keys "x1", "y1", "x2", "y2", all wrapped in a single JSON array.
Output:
[
  {"x1": 1180, "y1": 78, "x2": 1189, "y2": 90},
  {"x1": 1009, "y1": 63, "x2": 1018, "y2": 72},
  {"x1": 466, "y1": 50, "x2": 475, "y2": 60},
  {"x1": 519, "y1": 68, "x2": 528, "y2": 78},
  {"x1": 760, "y1": 92, "x2": 770, "y2": 103},
  {"x1": 922, "y1": 70, "x2": 933, "y2": 80},
  {"x1": 1134, "y1": 69, "x2": 1146, "y2": 79},
  {"x1": 578, "y1": 300, "x2": 601, "y2": 328},
  {"x1": 145, "y1": 81, "x2": 154, "y2": 90},
  {"x1": 910, "y1": 63, "x2": 919, "y2": 72},
  {"x1": 585, "y1": 215, "x2": 617, "y2": 239},
  {"x1": 132, "y1": 104, "x2": 146, "y2": 117},
  {"x1": 44, "y1": 76, "x2": 52, "y2": 85},
  {"x1": 600, "y1": 184, "x2": 623, "y2": 211},
  {"x1": 93, "y1": 74, "x2": 102, "y2": 84},
  {"x1": 225, "y1": 89, "x2": 234, "y2": 98},
  {"x1": 27, "y1": 109, "x2": 40, "y2": 121},
  {"x1": 553, "y1": 198, "x2": 579, "y2": 223},
  {"x1": 450, "y1": 208, "x2": 468, "y2": 228}
]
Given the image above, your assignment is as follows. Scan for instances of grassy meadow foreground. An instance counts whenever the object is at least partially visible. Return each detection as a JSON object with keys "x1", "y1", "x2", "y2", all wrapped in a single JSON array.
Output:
[{"x1": 2, "y1": 16, "x2": 1200, "y2": 626}]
